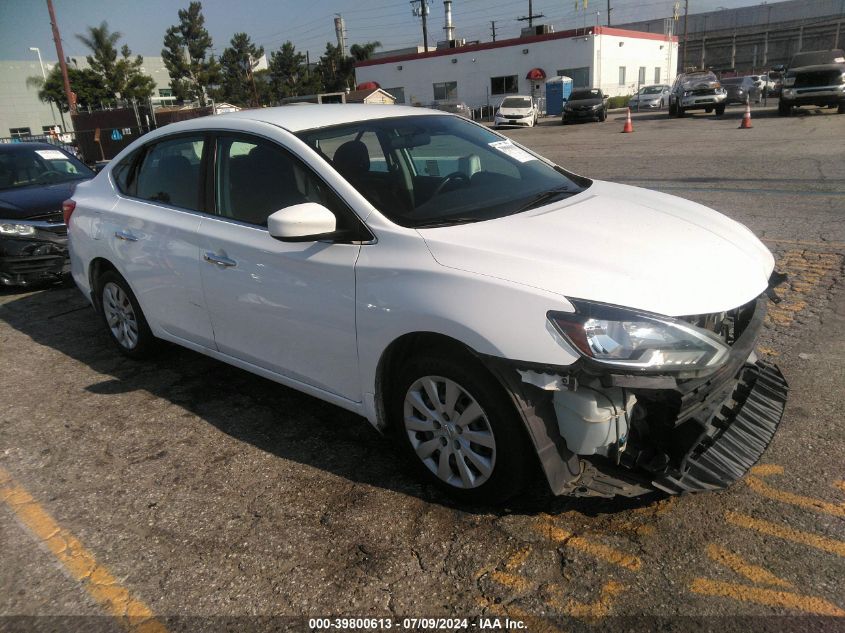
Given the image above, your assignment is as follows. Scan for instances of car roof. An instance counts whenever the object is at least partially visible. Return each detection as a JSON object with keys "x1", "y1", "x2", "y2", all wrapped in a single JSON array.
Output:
[
  {"x1": 176, "y1": 104, "x2": 449, "y2": 134},
  {"x1": 0, "y1": 142, "x2": 68, "y2": 154}
]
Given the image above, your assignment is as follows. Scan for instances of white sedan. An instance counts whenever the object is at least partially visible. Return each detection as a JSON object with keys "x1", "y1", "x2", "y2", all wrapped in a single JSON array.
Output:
[
  {"x1": 67, "y1": 105, "x2": 787, "y2": 504},
  {"x1": 493, "y1": 95, "x2": 538, "y2": 128}
]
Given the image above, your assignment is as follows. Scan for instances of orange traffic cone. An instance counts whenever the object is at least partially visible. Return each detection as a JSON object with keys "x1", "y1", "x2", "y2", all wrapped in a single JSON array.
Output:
[
  {"x1": 739, "y1": 102, "x2": 752, "y2": 129},
  {"x1": 622, "y1": 107, "x2": 634, "y2": 133}
]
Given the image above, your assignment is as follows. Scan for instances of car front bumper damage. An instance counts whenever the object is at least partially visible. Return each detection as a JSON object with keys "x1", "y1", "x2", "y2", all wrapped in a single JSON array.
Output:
[
  {"x1": 0, "y1": 230, "x2": 69, "y2": 286},
  {"x1": 486, "y1": 294, "x2": 788, "y2": 498}
]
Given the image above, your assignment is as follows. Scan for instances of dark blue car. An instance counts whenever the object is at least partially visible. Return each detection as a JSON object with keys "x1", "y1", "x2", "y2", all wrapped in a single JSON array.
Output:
[{"x1": 0, "y1": 142, "x2": 94, "y2": 286}]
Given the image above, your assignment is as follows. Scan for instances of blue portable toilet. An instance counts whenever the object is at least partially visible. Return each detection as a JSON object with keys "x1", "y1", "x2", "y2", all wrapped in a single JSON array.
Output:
[{"x1": 545, "y1": 76, "x2": 573, "y2": 116}]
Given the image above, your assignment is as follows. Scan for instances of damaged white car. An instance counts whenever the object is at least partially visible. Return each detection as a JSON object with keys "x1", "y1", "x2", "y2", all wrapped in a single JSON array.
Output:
[{"x1": 68, "y1": 105, "x2": 787, "y2": 504}]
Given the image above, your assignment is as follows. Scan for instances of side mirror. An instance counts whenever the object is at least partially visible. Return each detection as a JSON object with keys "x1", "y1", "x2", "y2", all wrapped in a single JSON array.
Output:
[{"x1": 267, "y1": 202, "x2": 337, "y2": 242}]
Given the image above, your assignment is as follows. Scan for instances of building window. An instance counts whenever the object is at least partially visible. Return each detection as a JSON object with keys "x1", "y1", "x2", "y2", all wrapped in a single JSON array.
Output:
[
  {"x1": 654, "y1": 67, "x2": 661, "y2": 83},
  {"x1": 433, "y1": 81, "x2": 458, "y2": 101},
  {"x1": 385, "y1": 87, "x2": 405, "y2": 104},
  {"x1": 638, "y1": 66, "x2": 646, "y2": 86},
  {"x1": 9, "y1": 127, "x2": 31, "y2": 139},
  {"x1": 41, "y1": 125, "x2": 61, "y2": 134},
  {"x1": 558, "y1": 67, "x2": 590, "y2": 88},
  {"x1": 490, "y1": 75, "x2": 518, "y2": 96},
  {"x1": 618, "y1": 66, "x2": 626, "y2": 86}
]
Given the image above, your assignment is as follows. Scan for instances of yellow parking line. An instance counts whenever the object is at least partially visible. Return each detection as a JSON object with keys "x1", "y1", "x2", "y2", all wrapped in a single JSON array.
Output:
[
  {"x1": 749, "y1": 464, "x2": 785, "y2": 477},
  {"x1": 705, "y1": 543, "x2": 793, "y2": 588},
  {"x1": 535, "y1": 519, "x2": 643, "y2": 571},
  {"x1": 834, "y1": 481, "x2": 845, "y2": 494},
  {"x1": 552, "y1": 580, "x2": 625, "y2": 619},
  {"x1": 0, "y1": 466, "x2": 168, "y2": 633},
  {"x1": 690, "y1": 578, "x2": 845, "y2": 616},
  {"x1": 725, "y1": 511, "x2": 845, "y2": 558},
  {"x1": 746, "y1": 476, "x2": 845, "y2": 518}
]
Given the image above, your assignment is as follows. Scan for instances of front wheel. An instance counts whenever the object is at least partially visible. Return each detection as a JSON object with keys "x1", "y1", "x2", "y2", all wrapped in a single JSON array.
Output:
[
  {"x1": 715, "y1": 104, "x2": 726, "y2": 116},
  {"x1": 392, "y1": 354, "x2": 533, "y2": 505},
  {"x1": 838, "y1": 102, "x2": 845, "y2": 114},
  {"x1": 778, "y1": 100, "x2": 792, "y2": 116},
  {"x1": 96, "y1": 270, "x2": 158, "y2": 359}
]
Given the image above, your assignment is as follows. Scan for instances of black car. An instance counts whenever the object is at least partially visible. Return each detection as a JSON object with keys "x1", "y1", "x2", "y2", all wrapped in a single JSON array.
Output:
[
  {"x1": 562, "y1": 88, "x2": 608, "y2": 123},
  {"x1": 778, "y1": 49, "x2": 845, "y2": 116},
  {"x1": 0, "y1": 142, "x2": 94, "y2": 286},
  {"x1": 719, "y1": 77, "x2": 750, "y2": 105}
]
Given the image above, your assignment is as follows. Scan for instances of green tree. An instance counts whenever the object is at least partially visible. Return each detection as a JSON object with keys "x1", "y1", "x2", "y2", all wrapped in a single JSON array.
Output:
[
  {"x1": 76, "y1": 21, "x2": 155, "y2": 100},
  {"x1": 350, "y1": 41, "x2": 381, "y2": 62},
  {"x1": 267, "y1": 41, "x2": 306, "y2": 101},
  {"x1": 317, "y1": 42, "x2": 354, "y2": 92},
  {"x1": 161, "y1": 2, "x2": 219, "y2": 105},
  {"x1": 218, "y1": 32, "x2": 264, "y2": 106},
  {"x1": 28, "y1": 65, "x2": 110, "y2": 112}
]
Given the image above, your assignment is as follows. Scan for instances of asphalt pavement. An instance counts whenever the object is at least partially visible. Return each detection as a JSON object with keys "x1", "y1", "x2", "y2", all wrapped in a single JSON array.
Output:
[{"x1": 1, "y1": 104, "x2": 844, "y2": 633}]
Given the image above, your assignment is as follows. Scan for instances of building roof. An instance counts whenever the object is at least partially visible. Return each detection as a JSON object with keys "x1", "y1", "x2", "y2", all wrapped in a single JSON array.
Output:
[
  {"x1": 356, "y1": 26, "x2": 678, "y2": 68},
  {"x1": 345, "y1": 88, "x2": 396, "y2": 103}
]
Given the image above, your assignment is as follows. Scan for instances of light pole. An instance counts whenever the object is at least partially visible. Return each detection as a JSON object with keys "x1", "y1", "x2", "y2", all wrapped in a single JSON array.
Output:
[{"x1": 29, "y1": 46, "x2": 58, "y2": 128}]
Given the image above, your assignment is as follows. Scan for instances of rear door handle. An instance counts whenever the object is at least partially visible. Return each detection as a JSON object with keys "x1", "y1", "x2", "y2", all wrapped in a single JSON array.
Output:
[
  {"x1": 203, "y1": 252, "x2": 237, "y2": 268},
  {"x1": 114, "y1": 230, "x2": 138, "y2": 242}
]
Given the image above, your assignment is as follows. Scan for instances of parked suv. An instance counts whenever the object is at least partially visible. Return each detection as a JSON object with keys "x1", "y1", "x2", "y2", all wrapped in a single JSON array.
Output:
[
  {"x1": 668, "y1": 71, "x2": 727, "y2": 117},
  {"x1": 68, "y1": 105, "x2": 787, "y2": 504},
  {"x1": 778, "y1": 49, "x2": 845, "y2": 116}
]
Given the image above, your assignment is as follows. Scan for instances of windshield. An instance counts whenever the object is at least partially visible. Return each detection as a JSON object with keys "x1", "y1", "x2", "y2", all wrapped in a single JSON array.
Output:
[
  {"x1": 501, "y1": 97, "x2": 532, "y2": 108},
  {"x1": 640, "y1": 86, "x2": 664, "y2": 94},
  {"x1": 720, "y1": 77, "x2": 742, "y2": 85},
  {"x1": 297, "y1": 115, "x2": 589, "y2": 228},
  {"x1": 0, "y1": 146, "x2": 93, "y2": 191},
  {"x1": 570, "y1": 89, "x2": 600, "y2": 100}
]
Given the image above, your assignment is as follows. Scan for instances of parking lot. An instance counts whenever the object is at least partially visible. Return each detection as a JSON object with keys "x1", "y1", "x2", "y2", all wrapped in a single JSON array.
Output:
[{"x1": 2, "y1": 104, "x2": 844, "y2": 632}]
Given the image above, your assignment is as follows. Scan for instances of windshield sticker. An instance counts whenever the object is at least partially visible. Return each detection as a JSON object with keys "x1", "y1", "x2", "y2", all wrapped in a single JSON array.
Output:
[
  {"x1": 35, "y1": 149, "x2": 67, "y2": 161},
  {"x1": 488, "y1": 140, "x2": 536, "y2": 163}
]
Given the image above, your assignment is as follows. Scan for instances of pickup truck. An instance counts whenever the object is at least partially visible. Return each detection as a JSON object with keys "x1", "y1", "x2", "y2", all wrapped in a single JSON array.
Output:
[{"x1": 778, "y1": 49, "x2": 845, "y2": 116}]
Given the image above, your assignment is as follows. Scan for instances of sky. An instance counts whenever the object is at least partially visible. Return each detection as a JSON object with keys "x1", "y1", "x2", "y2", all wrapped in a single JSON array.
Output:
[{"x1": 2, "y1": 0, "x2": 770, "y2": 64}]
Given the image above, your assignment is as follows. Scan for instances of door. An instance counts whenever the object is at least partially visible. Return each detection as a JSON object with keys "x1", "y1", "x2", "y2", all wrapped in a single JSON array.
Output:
[
  {"x1": 106, "y1": 134, "x2": 215, "y2": 347},
  {"x1": 197, "y1": 133, "x2": 362, "y2": 401}
]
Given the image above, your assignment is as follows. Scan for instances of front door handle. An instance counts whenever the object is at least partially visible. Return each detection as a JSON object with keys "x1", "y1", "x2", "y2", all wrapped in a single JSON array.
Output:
[
  {"x1": 203, "y1": 252, "x2": 237, "y2": 268},
  {"x1": 114, "y1": 230, "x2": 138, "y2": 242}
]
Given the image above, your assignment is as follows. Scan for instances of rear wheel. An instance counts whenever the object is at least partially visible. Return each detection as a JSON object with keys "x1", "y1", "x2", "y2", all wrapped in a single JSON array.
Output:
[
  {"x1": 392, "y1": 354, "x2": 532, "y2": 505},
  {"x1": 96, "y1": 270, "x2": 158, "y2": 359}
]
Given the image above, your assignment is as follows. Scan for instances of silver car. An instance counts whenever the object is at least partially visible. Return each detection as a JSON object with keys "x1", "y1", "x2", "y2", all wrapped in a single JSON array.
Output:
[{"x1": 628, "y1": 84, "x2": 671, "y2": 110}]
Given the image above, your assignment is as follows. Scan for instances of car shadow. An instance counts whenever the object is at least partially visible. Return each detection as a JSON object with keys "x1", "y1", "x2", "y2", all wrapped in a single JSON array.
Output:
[{"x1": 0, "y1": 286, "x2": 665, "y2": 517}]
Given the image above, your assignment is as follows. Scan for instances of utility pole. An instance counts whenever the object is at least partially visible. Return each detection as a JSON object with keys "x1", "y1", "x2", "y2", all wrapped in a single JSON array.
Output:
[
  {"x1": 682, "y1": 0, "x2": 689, "y2": 71},
  {"x1": 46, "y1": 0, "x2": 75, "y2": 115},
  {"x1": 607, "y1": 0, "x2": 612, "y2": 26},
  {"x1": 490, "y1": 20, "x2": 497, "y2": 42},
  {"x1": 411, "y1": 0, "x2": 430, "y2": 52},
  {"x1": 517, "y1": 0, "x2": 544, "y2": 31}
]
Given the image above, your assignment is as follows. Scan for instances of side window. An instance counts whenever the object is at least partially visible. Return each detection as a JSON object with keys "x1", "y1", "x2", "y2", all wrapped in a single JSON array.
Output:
[
  {"x1": 314, "y1": 130, "x2": 390, "y2": 174},
  {"x1": 136, "y1": 136, "x2": 205, "y2": 210},
  {"x1": 216, "y1": 135, "x2": 354, "y2": 228},
  {"x1": 112, "y1": 149, "x2": 142, "y2": 196}
]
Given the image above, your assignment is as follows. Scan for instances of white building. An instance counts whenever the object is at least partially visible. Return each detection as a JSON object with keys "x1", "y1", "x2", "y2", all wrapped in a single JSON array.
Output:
[{"x1": 355, "y1": 27, "x2": 678, "y2": 110}]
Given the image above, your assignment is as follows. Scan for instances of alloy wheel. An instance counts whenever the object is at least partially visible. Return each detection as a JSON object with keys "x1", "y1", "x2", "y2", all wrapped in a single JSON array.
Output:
[
  {"x1": 403, "y1": 375, "x2": 496, "y2": 489},
  {"x1": 102, "y1": 282, "x2": 139, "y2": 350}
]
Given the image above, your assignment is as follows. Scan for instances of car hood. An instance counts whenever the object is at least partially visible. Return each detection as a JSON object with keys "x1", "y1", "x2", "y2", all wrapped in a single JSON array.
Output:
[
  {"x1": 418, "y1": 180, "x2": 775, "y2": 317},
  {"x1": 498, "y1": 107, "x2": 533, "y2": 116},
  {"x1": 0, "y1": 180, "x2": 86, "y2": 219},
  {"x1": 567, "y1": 98, "x2": 602, "y2": 107}
]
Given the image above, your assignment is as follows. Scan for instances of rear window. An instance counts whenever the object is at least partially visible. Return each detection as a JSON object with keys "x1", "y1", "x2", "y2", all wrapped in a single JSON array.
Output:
[{"x1": 135, "y1": 136, "x2": 206, "y2": 211}]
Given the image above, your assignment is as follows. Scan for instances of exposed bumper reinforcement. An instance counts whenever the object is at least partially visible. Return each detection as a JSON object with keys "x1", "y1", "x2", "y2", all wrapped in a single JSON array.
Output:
[{"x1": 652, "y1": 361, "x2": 788, "y2": 494}]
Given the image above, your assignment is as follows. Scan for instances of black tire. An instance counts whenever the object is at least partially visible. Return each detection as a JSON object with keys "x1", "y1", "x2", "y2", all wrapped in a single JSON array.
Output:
[
  {"x1": 838, "y1": 102, "x2": 845, "y2": 114},
  {"x1": 705, "y1": 106, "x2": 713, "y2": 114},
  {"x1": 668, "y1": 101, "x2": 676, "y2": 117},
  {"x1": 778, "y1": 100, "x2": 792, "y2": 116},
  {"x1": 391, "y1": 353, "x2": 534, "y2": 505},
  {"x1": 715, "y1": 104, "x2": 726, "y2": 116},
  {"x1": 599, "y1": 109, "x2": 607, "y2": 122},
  {"x1": 95, "y1": 269, "x2": 158, "y2": 359},
  {"x1": 677, "y1": 106, "x2": 685, "y2": 117}
]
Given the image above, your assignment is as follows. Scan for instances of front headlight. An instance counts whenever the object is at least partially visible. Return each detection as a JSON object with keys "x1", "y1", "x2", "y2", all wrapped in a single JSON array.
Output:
[
  {"x1": 0, "y1": 222, "x2": 36, "y2": 236},
  {"x1": 782, "y1": 76, "x2": 795, "y2": 87},
  {"x1": 548, "y1": 299, "x2": 730, "y2": 373}
]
